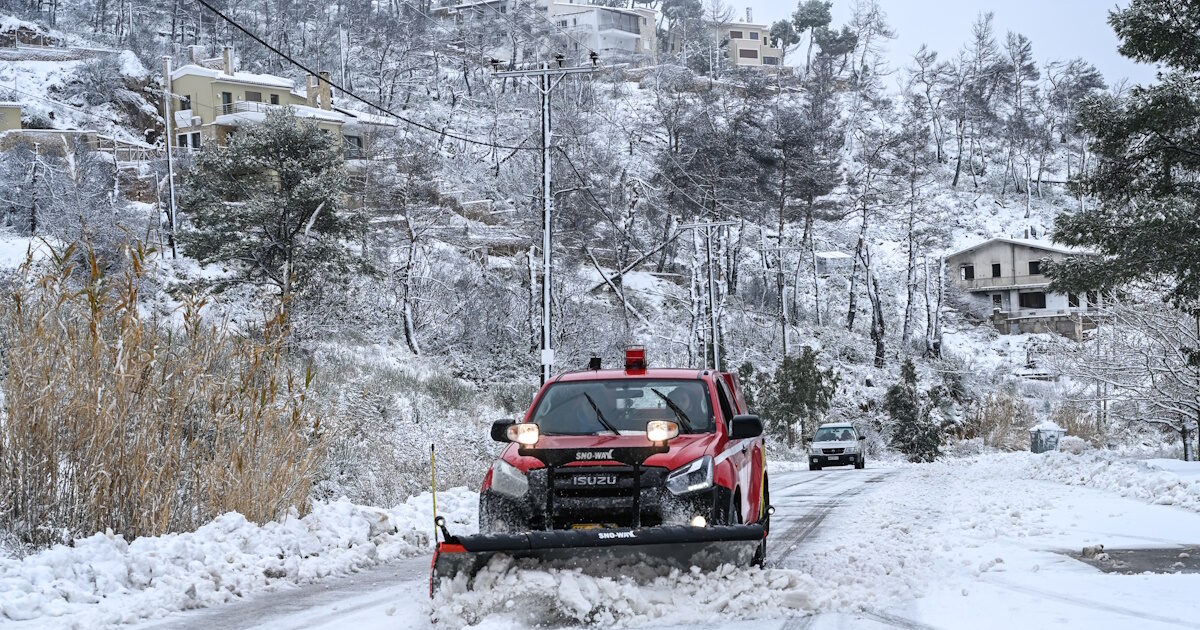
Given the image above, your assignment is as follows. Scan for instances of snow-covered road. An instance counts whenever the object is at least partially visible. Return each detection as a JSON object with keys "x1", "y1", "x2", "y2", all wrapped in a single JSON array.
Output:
[{"x1": 93, "y1": 459, "x2": 1200, "y2": 628}]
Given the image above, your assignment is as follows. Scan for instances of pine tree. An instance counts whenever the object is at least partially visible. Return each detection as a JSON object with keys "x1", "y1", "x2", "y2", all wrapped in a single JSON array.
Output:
[
  {"x1": 179, "y1": 109, "x2": 365, "y2": 323},
  {"x1": 1052, "y1": 0, "x2": 1200, "y2": 309},
  {"x1": 766, "y1": 347, "x2": 839, "y2": 448},
  {"x1": 886, "y1": 358, "x2": 942, "y2": 462}
]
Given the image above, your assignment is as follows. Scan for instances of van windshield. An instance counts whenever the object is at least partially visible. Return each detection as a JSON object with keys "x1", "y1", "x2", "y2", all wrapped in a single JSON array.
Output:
[{"x1": 531, "y1": 380, "x2": 715, "y2": 435}]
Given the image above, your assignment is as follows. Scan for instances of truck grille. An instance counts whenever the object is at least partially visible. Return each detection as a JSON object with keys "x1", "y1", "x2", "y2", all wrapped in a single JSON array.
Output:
[
  {"x1": 528, "y1": 465, "x2": 671, "y2": 528},
  {"x1": 822, "y1": 448, "x2": 845, "y2": 455}
]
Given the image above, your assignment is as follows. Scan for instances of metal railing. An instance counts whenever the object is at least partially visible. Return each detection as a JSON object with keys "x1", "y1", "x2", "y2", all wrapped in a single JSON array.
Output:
[{"x1": 959, "y1": 274, "x2": 1047, "y2": 290}]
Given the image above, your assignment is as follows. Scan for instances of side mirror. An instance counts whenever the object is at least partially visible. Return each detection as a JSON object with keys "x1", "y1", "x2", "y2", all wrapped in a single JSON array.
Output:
[
  {"x1": 728, "y1": 414, "x2": 763, "y2": 440},
  {"x1": 803, "y1": 436, "x2": 813, "y2": 444},
  {"x1": 858, "y1": 435, "x2": 866, "y2": 441},
  {"x1": 490, "y1": 419, "x2": 516, "y2": 442}
]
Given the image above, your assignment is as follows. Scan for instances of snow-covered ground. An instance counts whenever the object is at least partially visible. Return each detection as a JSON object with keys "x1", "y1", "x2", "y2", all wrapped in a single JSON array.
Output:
[
  {"x1": 3, "y1": 453, "x2": 1197, "y2": 629},
  {"x1": 0, "y1": 489, "x2": 477, "y2": 628}
]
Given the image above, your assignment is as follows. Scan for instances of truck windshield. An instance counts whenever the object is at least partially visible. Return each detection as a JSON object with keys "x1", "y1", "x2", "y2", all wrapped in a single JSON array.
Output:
[{"x1": 531, "y1": 380, "x2": 715, "y2": 435}]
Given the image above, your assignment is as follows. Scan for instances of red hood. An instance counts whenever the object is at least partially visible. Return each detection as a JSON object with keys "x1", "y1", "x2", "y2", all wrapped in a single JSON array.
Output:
[{"x1": 501, "y1": 433, "x2": 720, "y2": 472}]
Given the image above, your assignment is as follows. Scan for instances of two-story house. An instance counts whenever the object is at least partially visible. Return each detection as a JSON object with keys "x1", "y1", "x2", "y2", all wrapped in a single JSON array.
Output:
[
  {"x1": 722, "y1": 14, "x2": 784, "y2": 69},
  {"x1": 549, "y1": 2, "x2": 657, "y2": 57},
  {"x1": 946, "y1": 236, "x2": 1102, "y2": 340},
  {"x1": 163, "y1": 47, "x2": 393, "y2": 160},
  {"x1": 434, "y1": 0, "x2": 657, "y2": 60}
]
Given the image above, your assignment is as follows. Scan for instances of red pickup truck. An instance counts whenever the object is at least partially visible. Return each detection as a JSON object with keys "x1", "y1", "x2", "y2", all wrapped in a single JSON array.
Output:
[{"x1": 431, "y1": 348, "x2": 770, "y2": 589}]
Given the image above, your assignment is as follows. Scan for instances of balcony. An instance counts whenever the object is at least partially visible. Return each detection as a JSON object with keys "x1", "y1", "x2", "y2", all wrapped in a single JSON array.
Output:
[
  {"x1": 597, "y1": 11, "x2": 640, "y2": 35},
  {"x1": 958, "y1": 274, "x2": 1048, "y2": 292}
]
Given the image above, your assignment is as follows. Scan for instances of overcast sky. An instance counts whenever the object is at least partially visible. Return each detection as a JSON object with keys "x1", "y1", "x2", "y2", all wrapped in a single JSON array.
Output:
[{"x1": 740, "y1": 0, "x2": 1158, "y2": 87}]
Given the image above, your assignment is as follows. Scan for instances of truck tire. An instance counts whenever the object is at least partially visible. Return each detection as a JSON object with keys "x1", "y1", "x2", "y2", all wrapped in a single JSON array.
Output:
[
  {"x1": 751, "y1": 483, "x2": 769, "y2": 567},
  {"x1": 854, "y1": 457, "x2": 865, "y2": 470},
  {"x1": 809, "y1": 462, "x2": 821, "y2": 471}
]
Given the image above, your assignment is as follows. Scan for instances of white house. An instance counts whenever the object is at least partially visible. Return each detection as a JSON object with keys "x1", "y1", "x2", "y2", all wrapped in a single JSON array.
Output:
[{"x1": 945, "y1": 236, "x2": 1102, "y2": 340}]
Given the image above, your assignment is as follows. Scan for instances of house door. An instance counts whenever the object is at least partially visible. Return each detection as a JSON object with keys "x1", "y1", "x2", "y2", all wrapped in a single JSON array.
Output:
[{"x1": 221, "y1": 91, "x2": 232, "y2": 115}]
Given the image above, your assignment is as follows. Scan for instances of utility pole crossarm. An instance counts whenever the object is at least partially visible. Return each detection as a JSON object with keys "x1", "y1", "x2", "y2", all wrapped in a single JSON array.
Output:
[{"x1": 494, "y1": 66, "x2": 599, "y2": 78}]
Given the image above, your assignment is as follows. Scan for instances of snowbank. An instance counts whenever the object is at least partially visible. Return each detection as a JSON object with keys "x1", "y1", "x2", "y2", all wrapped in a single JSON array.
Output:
[
  {"x1": 0, "y1": 487, "x2": 476, "y2": 626},
  {"x1": 978, "y1": 451, "x2": 1200, "y2": 513}
]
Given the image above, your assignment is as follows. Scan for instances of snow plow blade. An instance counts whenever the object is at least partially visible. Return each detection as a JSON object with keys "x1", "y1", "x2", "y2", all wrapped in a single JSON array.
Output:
[{"x1": 431, "y1": 523, "x2": 764, "y2": 593}]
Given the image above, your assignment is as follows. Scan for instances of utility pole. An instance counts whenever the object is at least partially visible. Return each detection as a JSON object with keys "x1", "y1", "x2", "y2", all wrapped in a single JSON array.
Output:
[
  {"x1": 29, "y1": 142, "x2": 40, "y2": 235},
  {"x1": 162, "y1": 55, "x2": 179, "y2": 258},
  {"x1": 492, "y1": 54, "x2": 600, "y2": 384},
  {"x1": 679, "y1": 219, "x2": 737, "y2": 371}
]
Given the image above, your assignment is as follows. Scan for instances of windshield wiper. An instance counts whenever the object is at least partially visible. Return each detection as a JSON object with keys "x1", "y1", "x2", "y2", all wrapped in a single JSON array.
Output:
[
  {"x1": 582, "y1": 393, "x2": 621, "y2": 435},
  {"x1": 650, "y1": 388, "x2": 696, "y2": 433}
]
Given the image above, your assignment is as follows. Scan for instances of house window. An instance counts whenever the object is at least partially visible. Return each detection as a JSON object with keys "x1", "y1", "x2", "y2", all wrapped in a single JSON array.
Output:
[
  {"x1": 738, "y1": 49, "x2": 759, "y2": 59},
  {"x1": 177, "y1": 134, "x2": 188, "y2": 147},
  {"x1": 991, "y1": 263, "x2": 1001, "y2": 277},
  {"x1": 961, "y1": 265, "x2": 975, "y2": 281},
  {"x1": 1018, "y1": 292, "x2": 1047, "y2": 309},
  {"x1": 245, "y1": 91, "x2": 262, "y2": 102},
  {"x1": 763, "y1": 56, "x2": 779, "y2": 65},
  {"x1": 730, "y1": 30, "x2": 743, "y2": 39},
  {"x1": 750, "y1": 31, "x2": 759, "y2": 40},
  {"x1": 558, "y1": 20, "x2": 567, "y2": 27},
  {"x1": 343, "y1": 135, "x2": 364, "y2": 158},
  {"x1": 1087, "y1": 291, "x2": 1099, "y2": 308},
  {"x1": 1028, "y1": 260, "x2": 1042, "y2": 275},
  {"x1": 270, "y1": 94, "x2": 279, "y2": 105},
  {"x1": 179, "y1": 95, "x2": 191, "y2": 111},
  {"x1": 992, "y1": 294, "x2": 1002, "y2": 308},
  {"x1": 221, "y1": 91, "x2": 233, "y2": 114},
  {"x1": 1068, "y1": 293, "x2": 1080, "y2": 308},
  {"x1": 190, "y1": 132, "x2": 201, "y2": 148}
]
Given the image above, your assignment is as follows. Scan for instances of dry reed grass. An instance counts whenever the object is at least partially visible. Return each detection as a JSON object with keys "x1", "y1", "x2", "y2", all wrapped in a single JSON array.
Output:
[
  {"x1": 961, "y1": 391, "x2": 1033, "y2": 451},
  {"x1": 0, "y1": 241, "x2": 322, "y2": 546}
]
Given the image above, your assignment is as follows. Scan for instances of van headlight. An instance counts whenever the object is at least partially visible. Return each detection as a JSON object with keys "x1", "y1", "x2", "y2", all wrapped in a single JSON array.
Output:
[
  {"x1": 490, "y1": 459, "x2": 529, "y2": 498},
  {"x1": 667, "y1": 456, "x2": 713, "y2": 495}
]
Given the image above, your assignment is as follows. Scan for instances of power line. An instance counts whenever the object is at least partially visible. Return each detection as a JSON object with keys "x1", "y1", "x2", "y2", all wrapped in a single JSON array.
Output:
[{"x1": 192, "y1": 0, "x2": 534, "y2": 152}]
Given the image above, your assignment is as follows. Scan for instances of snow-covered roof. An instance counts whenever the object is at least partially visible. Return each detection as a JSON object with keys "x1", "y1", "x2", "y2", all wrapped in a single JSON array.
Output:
[
  {"x1": 0, "y1": 101, "x2": 22, "y2": 108},
  {"x1": 334, "y1": 106, "x2": 401, "y2": 128},
  {"x1": 552, "y1": 2, "x2": 646, "y2": 17},
  {"x1": 170, "y1": 64, "x2": 296, "y2": 90},
  {"x1": 214, "y1": 103, "x2": 346, "y2": 127},
  {"x1": 1030, "y1": 420, "x2": 1065, "y2": 433},
  {"x1": 815, "y1": 251, "x2": 852, "y2": 259},
  {"x1": 947, "y1": 237, "x2": 1092, "y2": 259},
  {"x1": 726, "y1": 21, "x2": 769, "y2": 29}
]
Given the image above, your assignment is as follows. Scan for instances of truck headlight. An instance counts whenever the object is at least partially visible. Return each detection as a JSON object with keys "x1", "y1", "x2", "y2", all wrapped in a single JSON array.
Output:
[
  {"x1": 666, "y1": 455, "x2": 713, "y2": 495},
  {"x1": 506, "y1": 422, "x2": 540, "y2": 446},
  {"x1": 490, "y1": 459, "x2": 529, "y2": 498}
]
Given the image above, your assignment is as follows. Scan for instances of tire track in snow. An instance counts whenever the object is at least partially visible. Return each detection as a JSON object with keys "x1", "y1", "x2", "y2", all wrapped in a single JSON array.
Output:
[
  {"x1": 772, "y1": 471, "x2": 888, "y2": 630},
  {"x1": 771, "y1": 472, "x2": 885, "y2": 565},
  {"x1": 985, "y1": 577, "x2": 1200, "y2": 629}
]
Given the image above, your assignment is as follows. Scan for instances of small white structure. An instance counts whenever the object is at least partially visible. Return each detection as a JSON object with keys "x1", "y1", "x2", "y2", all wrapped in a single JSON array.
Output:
[{"x1": 815, "y1": 251, "x2": 852, "y2": 277}]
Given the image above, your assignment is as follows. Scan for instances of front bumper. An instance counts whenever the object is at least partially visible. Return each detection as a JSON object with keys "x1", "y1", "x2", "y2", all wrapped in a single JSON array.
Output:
[
  {"x1": 481, "y1": 465, "x2": 733, "y2": 532},
  {"x1": 809, "y1": 453, "x2": 861, "y2": 466}
]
